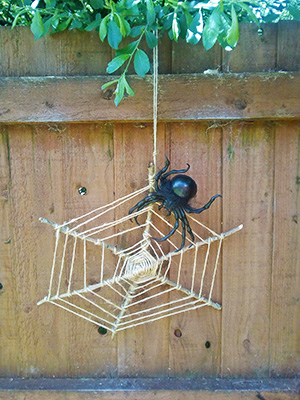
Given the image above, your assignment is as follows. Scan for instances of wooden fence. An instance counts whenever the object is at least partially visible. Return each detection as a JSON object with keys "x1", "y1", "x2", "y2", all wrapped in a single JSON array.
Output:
[{"x1": 0, "y1": 21, "x2": 299, "y2": 399}]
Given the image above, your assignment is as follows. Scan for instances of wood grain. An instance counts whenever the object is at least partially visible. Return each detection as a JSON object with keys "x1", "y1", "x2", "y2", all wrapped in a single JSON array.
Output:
[
  {"x1": 168, "y1": 123, "x2": 222, "y2": 377},
  {"x1": 277, "y1": 21, "x2": 300, "y2": 71},
  {"x1": 221, "y1": 121, "x2": 275, "y2": 376},
  {"x1": 270, "y1": 121, "x2": 300, "y2": 377},
  {"x1": 222, "y1": 23, "x2": 277, "y2": 73},
  {"x1": 1, "y1": 73, "x2": 300, "y2": 123},
  {"x1": 0, "y1": 127, "x2": 20, "y2": 376},
  {"x1": 172, "y1": 40, "x2": 222, "y2": 74},
  {"x1": 0, "y1": 123, "x2": 118, "y2": 377},
  {"x1": 0, "y1": 27, "x2": 112, "y2": 77},
  {"x1": 113, "y1": 123, "x2": 169, "y2": 377}
]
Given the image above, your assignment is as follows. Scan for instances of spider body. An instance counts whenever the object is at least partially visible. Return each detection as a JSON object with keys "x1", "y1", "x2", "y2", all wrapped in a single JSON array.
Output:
[{"x1": 129, "y1": 156, "x2": 221, "y2": 251}]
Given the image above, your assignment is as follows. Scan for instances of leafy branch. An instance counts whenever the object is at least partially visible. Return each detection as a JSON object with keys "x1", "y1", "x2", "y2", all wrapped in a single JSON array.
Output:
[{"x1": 1, "y1": 0, "x2": 300, "y2": 104}]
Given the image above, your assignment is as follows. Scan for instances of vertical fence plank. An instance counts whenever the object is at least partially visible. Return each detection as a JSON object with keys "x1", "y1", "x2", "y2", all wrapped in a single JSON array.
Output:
[
  {"x1": 114, "y1": 123, "x2": 169, "y2": 377},
  {"x1": 0, "y1": 127, "x2": 21, "y2": 375},
  {"x1": 172, "y1": 41, "x2": 222, "y2": 74},
  {"x1": 277, "y1": 21, "x2": 300, "y2": 71},
  {"x1": 222, "y1": 24, "x2": 277, "y2": 72},
  {"x1": 168, "y1": 123, "x2": 222, "y2": 376},
  {"x1": 221, "y1": 122, "x2": 275, "y2": 376},
  {"x1": 0, "y1": 27, "x2": 112, "y2": 77},
  {"x1": 1, "y1": 123, "x2": 117, "y2": 377},
  {"x1": 5, "y1": 124, "x2": 70, "y2": 376},
  {"x1": 270, "y1": 121, "x2": 300, "y2": 377},
  {"x1": 56, "y1": 123, "x2": 117, "y2": 377}
]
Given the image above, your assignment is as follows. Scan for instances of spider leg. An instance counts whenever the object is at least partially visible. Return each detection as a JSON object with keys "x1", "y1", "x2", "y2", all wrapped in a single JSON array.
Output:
[
  {"x1": 129, "y1": 194, "x2": 163, "y2": 225},
  {"x1": 178, "y1": 207, "x2": 195, "y2": 243},
  {"x1": 160, "y1": 162, "x2": 190, "y2": 181},
  {"x1": 176, "y1": 213, "x2": 186, "y2": 252},
  {"x1": 155, "y1": 155, "x2": 170, "y2": 191},
  {"x1": 152, "y1": 209, "x2": 180, "y2": 242},
  {"x1": 184, "y1": 194, "x2": 222, "y2": 214}
]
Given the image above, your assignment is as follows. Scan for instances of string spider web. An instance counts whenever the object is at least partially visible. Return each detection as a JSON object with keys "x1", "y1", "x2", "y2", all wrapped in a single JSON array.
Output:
[{"x1": 38, "y1": 168, "x2": 242, "y2": 336}]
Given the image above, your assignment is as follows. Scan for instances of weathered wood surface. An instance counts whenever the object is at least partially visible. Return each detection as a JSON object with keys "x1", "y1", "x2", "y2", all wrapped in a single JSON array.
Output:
[
  {"x1": 1, "y1": 22, "x2": 300, "y2": 77},
  {"x1": 1, "y1": 121, "x2": 299, "y2": 380},
  {"x1": 0, "y1": 21, "x2": 300, "y2": 389},
  {"x1": 1, "y1": 72, "x2": 300, "y2": 123}
]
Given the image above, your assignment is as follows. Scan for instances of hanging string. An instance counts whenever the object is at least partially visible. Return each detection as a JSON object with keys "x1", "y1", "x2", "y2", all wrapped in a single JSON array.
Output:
[{"x1": 152, "y1": 29, "x2": 159, "y2": 174}]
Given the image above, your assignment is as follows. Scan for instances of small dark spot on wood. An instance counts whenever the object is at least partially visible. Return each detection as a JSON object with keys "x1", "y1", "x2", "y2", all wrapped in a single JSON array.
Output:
[
  {"x1": 2, "y1": 188, "x2": 8, "y2": 200},
  {"x1": 174, "y1": 329, "x2": 182, "y2": 338},
  {"x1": 23, "y1": 305, "x2": 32, "y2": 314},
  {"x1": 0, "y1": 283, "x2": 3, "y2": 290},
  {"x1": 292, "y1": 215, "x2": 298, "y2": 224},
  {"x1": 98, "y1": 326, "x2": 108, "y2": 335},
  {"x1": 78, "y1": 186, "x2": 87, "y2": 196},
  {"x1": 256, "y1": 392, "x2": 266, "y2": 400},
  {"x1": 243, "y1": 338, "x2": 251, "y2": 351},
  {"x1": 296, "y1": 176, "x2": 300, "y2": 185},
  {"x1": 0, "y1": 109, "x2": 10, "y2": 116},
  {"x1": 233, "y1": 99, "x2": 247, "y2": 110},
  {"x1": 77, "y1": 52, "x2": 82, "y2": 57},
  {"x1": 205, "y1": 341, "x2": 211, "y2": 349},
  {"x1": 49, "y1": 203, "x2": 55, "y2": 214},
  {"x1": 102, "y1": 89, "x2": 114, "y2": 100},
  {"x1": 45, "y1": 101, "x2": 54, "y2": 109}
]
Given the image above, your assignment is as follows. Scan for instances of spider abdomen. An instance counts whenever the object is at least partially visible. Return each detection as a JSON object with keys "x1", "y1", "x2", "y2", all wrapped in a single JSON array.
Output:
[{"x1": 171, "y1": 175, "x2": 197, "y2": 201}]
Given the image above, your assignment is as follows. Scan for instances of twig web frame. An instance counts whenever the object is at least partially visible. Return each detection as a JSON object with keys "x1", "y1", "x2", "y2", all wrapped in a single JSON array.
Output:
[{"x1": 38, "y1": 32, "x2": 243, "y2": 336}]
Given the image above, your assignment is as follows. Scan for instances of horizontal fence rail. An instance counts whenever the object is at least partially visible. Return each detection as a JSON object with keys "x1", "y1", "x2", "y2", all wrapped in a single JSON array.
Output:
[{"x1": 0, "y1": 73, "x2": 300, "y2": 123}]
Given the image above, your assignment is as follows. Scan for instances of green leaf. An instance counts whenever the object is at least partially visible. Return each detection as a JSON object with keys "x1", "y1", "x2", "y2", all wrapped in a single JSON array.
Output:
[
  {"x1": 134, "y1": 49, "x2": 150, "y2": 78},
  {"x1": 172, "y1": 15, "x2": 180, "y2": 42},
  {"x1": 101, "y1": 79, "x2": 119, "y2": 90},
  {"x1": 145, "y1": 30, "x2": 158, "y2": 49},
  {"x1": 45, "y1": 0, "x2": 57, "y2": 6},
  {"x1": 114, "y1": 77, "x2": 125, "y2": 106},
  {"x1": 123, "y1": 77, "x2": 135, "y2": 96},
  {"x1": 202, "y1": 6, "x2": 221, "y2": 50},
  {"x1": 123, "y1": 19, "x2": 131, "y2": 35},
  {"x1": 288, "y1": 6, "x2": 300, "y2": 21},
  {"x1": 70, "y1": 19, "x2": 83, "y2": 30},
  {"x1": 116, "y1": 40, "x2": 138, "y2": 56},
  {"x1": 130, "y1": 25, "x2": 144, "y2": 37},
  {"x1": 183, "y1": 9, "x2": 193, "y2": 27},
  {"x1": 31, "y1": 10, "x2": 45, "y2": 39},
  {"x1": 43, "y1": 17, "x2": 53, "y2": 35},
  {"x1": 85, "y1": 14, "x2": 102, "y2": 31},
  {"x1": 107, "y1": 19, "x2": 122, "y2": 49},
  {"x1": 146, "y1": 0, "x2": 155, "y2": 26},
  {"x1": 90, "y1": 0, "x2": 103, "y2": 9},
  {"x1": 55, "y1": 17, "x2": 72, "y2": 32},
  {"x1": 11, "y1": 9, "x2": 29, "y2": 29},
  {"x1": 106, "y1": 54, "x2": 130, "y2": 74},
  {"x1": 239, "y1": 2, "x2": 260, "y2": 27},
  {"x1": 115, "y1": 14, "x2": 127, "y2": 37},
  {"x1": 99, "y1": 15, "x2": 109, "y2": 41},
  {"x1": 226, "y1": 5, "x2": 239, "y2": 48}
]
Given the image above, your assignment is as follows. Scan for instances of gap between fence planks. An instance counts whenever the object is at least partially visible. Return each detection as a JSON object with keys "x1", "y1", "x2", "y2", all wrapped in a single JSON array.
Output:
[{"x1": 0, "y1": 72, "x2": 299, "y2": 123}]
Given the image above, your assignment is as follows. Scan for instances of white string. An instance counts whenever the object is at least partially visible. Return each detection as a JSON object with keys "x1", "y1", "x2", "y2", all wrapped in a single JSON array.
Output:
[{"x1": 152, "y1": 29, "x2": 159, "y2": 172}]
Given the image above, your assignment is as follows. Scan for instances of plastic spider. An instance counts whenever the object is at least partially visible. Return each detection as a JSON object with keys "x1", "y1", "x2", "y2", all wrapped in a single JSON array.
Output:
[{"x1": 129, "y1": 155, "x2": 221, "y2": 251}]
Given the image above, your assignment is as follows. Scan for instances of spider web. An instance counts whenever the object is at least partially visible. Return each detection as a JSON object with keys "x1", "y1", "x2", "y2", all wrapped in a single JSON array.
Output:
[
  {"x1": 37, "y1": 33, "x2": 242, "y2": 335},
  {"x1": 38, "y1": 179, "x2": 242, "y2": 335}
]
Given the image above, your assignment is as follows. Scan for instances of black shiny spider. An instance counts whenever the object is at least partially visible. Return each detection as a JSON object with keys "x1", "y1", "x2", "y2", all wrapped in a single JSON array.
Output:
[{"x1": 129, "y1": 156, "x2": 221, "y2": 251}]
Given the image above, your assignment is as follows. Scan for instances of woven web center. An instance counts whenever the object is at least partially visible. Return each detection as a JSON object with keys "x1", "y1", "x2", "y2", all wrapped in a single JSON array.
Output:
[{"x1": 123, "y1": 250, "x2": 158, "y2": 283}]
